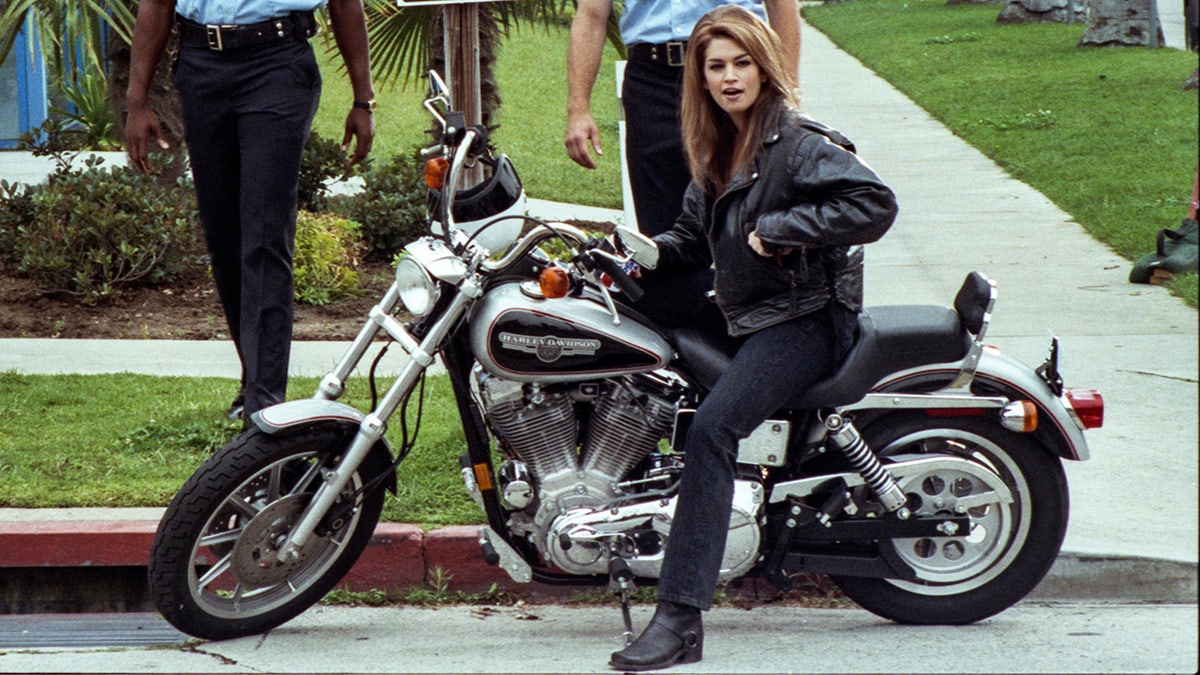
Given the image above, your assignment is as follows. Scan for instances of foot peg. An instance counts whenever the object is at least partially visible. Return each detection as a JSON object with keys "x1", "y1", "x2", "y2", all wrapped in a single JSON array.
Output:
[{"x1": 477, "y1": 526, "x2": 532, "y2": 582}]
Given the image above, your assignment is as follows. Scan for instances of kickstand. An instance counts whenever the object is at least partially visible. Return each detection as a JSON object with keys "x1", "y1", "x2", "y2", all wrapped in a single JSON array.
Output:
[
  {"x1": 618, "y1": 587, "x2": 635, "y2": 646},
  {"x1": 609, "y1": 557, "x2": 637, "y2": 646}
]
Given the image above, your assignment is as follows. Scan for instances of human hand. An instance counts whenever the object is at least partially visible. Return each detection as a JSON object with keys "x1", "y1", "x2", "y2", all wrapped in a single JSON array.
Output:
[
  {"x1": 125, "y1": 104, "x2": 169, "y2": 175},
  {"x1": 748, "y1": 231, "x2": 793, "y2": 257},
  {"x1": 342, "y1": 107, "x2": 375, "y2": 169},
  {"x1": 565, "y1": 110, "x2": 603, "y2": 169}
]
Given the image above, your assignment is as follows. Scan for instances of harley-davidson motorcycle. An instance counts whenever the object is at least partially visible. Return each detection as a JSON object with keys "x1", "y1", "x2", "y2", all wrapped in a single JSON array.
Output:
[{"x1": 149, "y1": 73, "x2": 1104, "y2": 642}]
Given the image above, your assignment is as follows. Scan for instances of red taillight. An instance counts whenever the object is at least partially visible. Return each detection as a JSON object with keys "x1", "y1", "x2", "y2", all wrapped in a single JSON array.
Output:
[{"x1": 1065, "y1": 388, "x2": 1104, "y2": 429}]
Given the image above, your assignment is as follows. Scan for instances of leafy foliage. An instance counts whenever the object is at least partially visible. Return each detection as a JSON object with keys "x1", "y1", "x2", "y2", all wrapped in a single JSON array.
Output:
[
  {"x1": 346, "y1": 0, "x2": 603, "y2": 90},
  {"x1": 294, "y1": 211, "x2": 364, "y2": 305},
  {"x1": 298, "y1": 130, "x2": 353, "y2": 212},
  {"x1": 330, "y1": 150, "x2": 428, "y2": 261},
  {"x1": 0, "y1": 0, "x2": 135, "y2": 87},
  {"x1": 52, "y1": 67, "x2": 121, "y2": 151},
  {"x1": 0, "y1": 153, "x2": 198, "y2": 305}
]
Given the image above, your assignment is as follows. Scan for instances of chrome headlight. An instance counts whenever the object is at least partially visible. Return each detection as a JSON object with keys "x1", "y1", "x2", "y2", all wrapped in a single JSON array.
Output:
[{"x1": 394, "y1": 255, "x2": 440, "y2": 316}]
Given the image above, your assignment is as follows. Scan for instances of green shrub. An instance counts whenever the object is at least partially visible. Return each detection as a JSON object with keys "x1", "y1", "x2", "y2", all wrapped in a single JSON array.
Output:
[
  {"x1": 0, "y1": 180, "x2": 34, "y2": 265},
  {"x1": 294, "y1": 211, "x2": 364, "y2": 305},
  {"x1": 1, "y1": 155, "x2": 198, "y2": 305},
  {"x1": 331, "y1": 150, "x2": 428, "y2": 261},
  {"x1": 298, "y1": 130, "x2": 352, "y2": 212}
]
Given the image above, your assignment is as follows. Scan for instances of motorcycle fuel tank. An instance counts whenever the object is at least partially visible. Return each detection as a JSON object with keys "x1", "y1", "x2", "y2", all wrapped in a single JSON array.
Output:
[{"x1": 469, "y1": 282, "x2": 672, "y2": 382}]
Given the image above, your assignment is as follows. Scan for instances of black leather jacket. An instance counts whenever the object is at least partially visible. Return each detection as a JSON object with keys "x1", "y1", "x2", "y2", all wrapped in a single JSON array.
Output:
[{"x1": 653, "y1": 107, "x2": 898, "y2": 336}]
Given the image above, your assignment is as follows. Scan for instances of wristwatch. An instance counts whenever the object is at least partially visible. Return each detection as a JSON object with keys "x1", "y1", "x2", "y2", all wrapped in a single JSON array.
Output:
[{"x1": 353, "y1": 99, "x2": 377, "y2": 112}]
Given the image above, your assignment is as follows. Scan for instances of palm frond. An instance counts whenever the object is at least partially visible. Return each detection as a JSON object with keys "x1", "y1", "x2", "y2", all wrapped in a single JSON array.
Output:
[
  {"x1": 0, "y1": 0, "x2": 137, "y2": 85},
  {"x1": 367, "y1": 0, "x2": 436, "y2": 89}
]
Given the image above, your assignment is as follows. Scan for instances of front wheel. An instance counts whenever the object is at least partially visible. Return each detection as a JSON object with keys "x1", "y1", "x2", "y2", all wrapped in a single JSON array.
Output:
[
  {"x1": 830, "y1": 416, "x2": 1068, "y2": 624},
  {"x1": 149, "y1": 425, "x2": 386, "y2": 640}
]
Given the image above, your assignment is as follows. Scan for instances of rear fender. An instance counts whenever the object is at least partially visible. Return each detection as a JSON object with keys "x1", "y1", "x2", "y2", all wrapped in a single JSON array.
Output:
[
  {"x1": 855, "y1": 347, "x2": 1091, "y2": 461},
  {"x1": 250, "y1": 400, "x2": 399, "y2": 494}
]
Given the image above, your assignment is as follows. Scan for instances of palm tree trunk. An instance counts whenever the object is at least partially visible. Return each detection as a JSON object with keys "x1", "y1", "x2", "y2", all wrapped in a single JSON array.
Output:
[{"x1": 430, "y1": 6, "x2": 501, "y2": 129}]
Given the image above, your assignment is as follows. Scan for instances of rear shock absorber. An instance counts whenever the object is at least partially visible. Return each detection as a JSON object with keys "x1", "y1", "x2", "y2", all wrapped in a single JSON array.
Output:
[{"x1": 824, "y1": 414, "x2": 911, "y2": 518}]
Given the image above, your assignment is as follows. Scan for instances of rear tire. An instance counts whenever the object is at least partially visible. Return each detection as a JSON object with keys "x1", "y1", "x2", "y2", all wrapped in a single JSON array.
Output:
[
  {"x1": 149, "y1": 425, "x2": 386, "y2": 640},
  {"x1": 831, "y1": 416, "x2": 1068, "y2": 624}
]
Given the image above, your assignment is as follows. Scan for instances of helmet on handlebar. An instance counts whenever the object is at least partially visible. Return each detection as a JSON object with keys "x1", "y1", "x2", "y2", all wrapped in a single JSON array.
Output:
[{"x1": 428, "y1": 154, "x2": 526, "y2": 252}]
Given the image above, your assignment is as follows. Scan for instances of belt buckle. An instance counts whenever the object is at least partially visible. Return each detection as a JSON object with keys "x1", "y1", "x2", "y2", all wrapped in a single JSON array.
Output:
[
  {"x1": 205, "y1": 24, "x2": 224, "y2": 51},
  {"x1": 666, "y1": 41, "x2": 685, "y2": 67}
]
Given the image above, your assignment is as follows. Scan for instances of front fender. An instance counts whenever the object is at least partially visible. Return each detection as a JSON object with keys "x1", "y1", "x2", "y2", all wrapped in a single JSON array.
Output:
[
  {"x1": 250, "y1": 399, "x2": 399, "y2": 494},
  {"x1": 870, "y1": 347, "x2": 1091, "y2": 461}
]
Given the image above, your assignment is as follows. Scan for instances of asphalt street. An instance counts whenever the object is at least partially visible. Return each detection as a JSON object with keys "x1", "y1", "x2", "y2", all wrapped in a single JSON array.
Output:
[{"x1": 0, "y1": 602, "x2": 1196, "y2": 673}]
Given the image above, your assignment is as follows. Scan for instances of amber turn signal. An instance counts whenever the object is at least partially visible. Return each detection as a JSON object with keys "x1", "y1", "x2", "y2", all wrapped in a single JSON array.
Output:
[
  {"x1": 539, "y1": 266, "x2": 571, "y2": 299},
  {"x1": 999, "y1": 400, "x2": 1038, "y2": 433},
  {"x1": 425, "y1": 157, "x2": 449, "y2": 189}
]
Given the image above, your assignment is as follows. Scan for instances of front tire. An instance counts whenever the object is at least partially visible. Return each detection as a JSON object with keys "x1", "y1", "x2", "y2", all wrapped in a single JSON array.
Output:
[
  {"x1": 831, "y1": 416, "x2": 1068, "y2": 624},
  {"x1": 149, "y1": 425, "x2": 386, "y2": 640}
]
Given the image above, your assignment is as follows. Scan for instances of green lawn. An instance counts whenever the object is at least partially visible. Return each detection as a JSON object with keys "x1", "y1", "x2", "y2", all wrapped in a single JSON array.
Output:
[
  {"x1": 0, "y1": 371, "x2": 478, "y2": 528},
  {"x1": 802, "y1": 0, "x2": 1198, "y2": 304},
  {"x1": 310, "y1": 23, "x2": 626, "y2": 208}
]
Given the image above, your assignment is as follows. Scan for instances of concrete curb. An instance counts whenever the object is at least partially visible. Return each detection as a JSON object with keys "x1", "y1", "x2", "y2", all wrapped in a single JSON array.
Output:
[
  {"x1": 0, "y1": 520, "x2": 509, "y2": 594},
  {"x1": 1, "y1": 517, "x2": 1194, "y2": 608}
]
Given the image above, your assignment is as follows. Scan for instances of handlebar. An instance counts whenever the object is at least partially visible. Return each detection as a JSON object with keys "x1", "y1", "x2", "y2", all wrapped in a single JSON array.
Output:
[
  {"x1": 584, "y1": 249, "x2": 644, "y2": 302},
  {"x1": 440, "y1": 127, "x2": 479, "y2": 240},
  {"x1": 479, "y1": 223, "x2": 593, "y2": 273}
]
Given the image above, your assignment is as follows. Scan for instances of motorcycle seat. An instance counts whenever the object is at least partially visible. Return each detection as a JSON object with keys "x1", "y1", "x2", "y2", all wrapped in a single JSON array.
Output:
[{"x1": 669, "y1": 305, "x2": 971, "y2": 409}]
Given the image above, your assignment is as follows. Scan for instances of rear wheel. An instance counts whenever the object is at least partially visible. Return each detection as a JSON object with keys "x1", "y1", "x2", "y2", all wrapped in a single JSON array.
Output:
[
  {"x1": 831, "y1": 416, "x2": 1068, "y2": 624},
  {"x1": 149, "y1": 425, "x2": 387, "y2": 640}
]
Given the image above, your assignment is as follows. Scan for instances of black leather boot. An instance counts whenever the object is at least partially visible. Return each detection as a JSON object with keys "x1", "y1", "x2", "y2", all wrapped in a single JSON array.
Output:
[{"x1": 609, "y1": 600, "x2": 703, "y2": 672}]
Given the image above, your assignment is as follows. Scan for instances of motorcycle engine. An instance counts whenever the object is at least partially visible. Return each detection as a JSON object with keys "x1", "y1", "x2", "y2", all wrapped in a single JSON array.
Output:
[{"x1": 474, "y1": 367, "x2": 763, "y2": 579}]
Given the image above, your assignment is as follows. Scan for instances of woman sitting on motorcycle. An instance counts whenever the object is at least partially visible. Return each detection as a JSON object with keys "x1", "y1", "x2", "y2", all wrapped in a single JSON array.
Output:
[{"x1": 609, "y1": 5, "x2": 899, "y2": 671}]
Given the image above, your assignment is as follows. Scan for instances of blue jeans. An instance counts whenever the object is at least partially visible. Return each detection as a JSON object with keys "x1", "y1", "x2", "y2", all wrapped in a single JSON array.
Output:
[{"x1": 656, "y1": 309, "x2": 842, "y2": 610}]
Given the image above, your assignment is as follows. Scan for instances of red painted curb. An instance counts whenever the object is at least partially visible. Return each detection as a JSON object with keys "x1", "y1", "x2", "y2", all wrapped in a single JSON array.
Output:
[
  {"x1": 0, "y1": 521, "x2": 158, "y2": 567},
  {"x1": 424, "y1": 525, "x2": 513, "y2": 593},
  {"x1": 0, "y1": 520, "x2": 503, "y2": 593}
]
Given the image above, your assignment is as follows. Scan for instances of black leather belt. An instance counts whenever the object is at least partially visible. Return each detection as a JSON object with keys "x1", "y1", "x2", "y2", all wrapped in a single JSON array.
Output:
[
  {"x1": 627, "y1": 41, "x2": 687, "y2": 67},
  {"x1": 177, "y1": 10, "x2": 317, "y2": 51}
]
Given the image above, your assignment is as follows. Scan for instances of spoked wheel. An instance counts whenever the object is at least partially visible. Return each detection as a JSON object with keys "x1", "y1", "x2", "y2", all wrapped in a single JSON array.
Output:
[
  {"x1": 149, "y1": 425, "x2": 387, "y2": 640},
  {"x1": 831, "y1": 416, "x2": 1068, "y2": 625}
]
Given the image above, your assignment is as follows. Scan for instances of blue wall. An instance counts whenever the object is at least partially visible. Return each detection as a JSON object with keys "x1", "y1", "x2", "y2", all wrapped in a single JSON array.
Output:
[{"x1": 1, "y1": 21, "x2": 49, "y2": 148}]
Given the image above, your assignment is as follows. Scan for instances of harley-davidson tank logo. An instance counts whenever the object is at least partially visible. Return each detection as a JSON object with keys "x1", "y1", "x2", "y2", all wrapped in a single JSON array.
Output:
[{"x1": 498, "y1": 332, "x2": 602, "y2": 363}]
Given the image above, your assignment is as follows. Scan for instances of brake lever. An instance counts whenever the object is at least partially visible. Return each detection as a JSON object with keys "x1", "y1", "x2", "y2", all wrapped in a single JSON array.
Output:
[
  {"x1": 573, "y1": 251, "x2": 623, "y2": 327},
  {"x1": 590, "y1": 270, "x2": 622, "y2": 327}
]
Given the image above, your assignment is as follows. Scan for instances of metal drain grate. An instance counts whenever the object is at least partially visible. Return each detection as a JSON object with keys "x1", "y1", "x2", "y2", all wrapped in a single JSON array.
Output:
[{"x1": 0, "y1": 613, "x2": 189, "y2": 649}]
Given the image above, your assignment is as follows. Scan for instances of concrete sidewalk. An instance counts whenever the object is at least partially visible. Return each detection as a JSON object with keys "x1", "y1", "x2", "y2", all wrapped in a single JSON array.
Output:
[{"x1": 2, "y1": 21, "x2": 1197, "y2": 608}]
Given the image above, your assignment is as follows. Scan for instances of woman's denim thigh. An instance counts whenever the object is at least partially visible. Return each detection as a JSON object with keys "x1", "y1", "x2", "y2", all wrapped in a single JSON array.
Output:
[{"x1": 657, "y1": 310, "x2": 838, "y2": 609}]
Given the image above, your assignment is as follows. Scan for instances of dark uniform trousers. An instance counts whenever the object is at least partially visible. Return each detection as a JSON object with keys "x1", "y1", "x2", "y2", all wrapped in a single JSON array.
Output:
[
  {"x1": 172, "y1": 37, "x2": 321, "y2": 417},
  {"x1": 622, "y1": 55, "x2": 721, "y2": 330},
  {"x1": 621, "y1": 57, "x2": 691, "y2": 238}
]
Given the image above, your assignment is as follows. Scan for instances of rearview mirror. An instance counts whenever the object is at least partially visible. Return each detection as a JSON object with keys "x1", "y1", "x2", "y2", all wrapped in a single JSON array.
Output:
[{"x1": 614, "y1": 226, "x2": 658, "y2": 270}]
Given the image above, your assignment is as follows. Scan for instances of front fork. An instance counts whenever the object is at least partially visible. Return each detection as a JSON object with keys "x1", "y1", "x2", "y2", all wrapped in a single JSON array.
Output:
[{"x1": 275, "y1": 278, "x2": 481, "y2": 563}]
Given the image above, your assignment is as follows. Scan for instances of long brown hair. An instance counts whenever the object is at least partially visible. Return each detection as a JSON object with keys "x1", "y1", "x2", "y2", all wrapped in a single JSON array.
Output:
[{"x1": 680, "y1": 5, "x2": 801, "y2": 195}]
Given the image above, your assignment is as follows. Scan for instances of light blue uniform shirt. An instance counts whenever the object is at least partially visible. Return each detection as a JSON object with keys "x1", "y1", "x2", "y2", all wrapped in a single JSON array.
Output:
[
  {"x1": 618, "y1": 0, "x2": 768, "y2": 45},
  {"x1": 176, "y1": 0, "x2": 323, "y2": 25}
]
